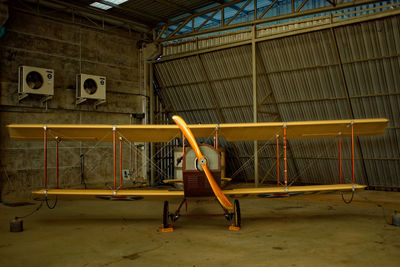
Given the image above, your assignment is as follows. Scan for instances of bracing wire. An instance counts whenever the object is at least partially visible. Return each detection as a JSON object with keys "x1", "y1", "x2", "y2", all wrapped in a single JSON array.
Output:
[{"x1": 354, "y1": 191, "x2": 395, "y2": 225}]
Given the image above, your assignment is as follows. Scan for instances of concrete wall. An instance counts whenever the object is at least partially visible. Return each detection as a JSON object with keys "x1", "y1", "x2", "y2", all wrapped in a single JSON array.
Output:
[{"x1": 0, "y1": 10, "x2": 147, "y2": 200}]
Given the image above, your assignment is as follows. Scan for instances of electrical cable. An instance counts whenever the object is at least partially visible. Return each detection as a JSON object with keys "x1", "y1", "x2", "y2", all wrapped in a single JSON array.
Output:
[
  {"x1": 355, "y1": 191, "x2": 395, "y2": 226},
  {"x1": 45, "y1": 196, "x2": 58, "y2": 209},
  {"x1": 341, "y1": 191, "x2": 354, "y2": 204},
  {"x1": 14, "y1": 196, "x2": 58, "y2": 220},
  {"x1": 15, "y1": 199, "x2": 44, "y2": 219}
]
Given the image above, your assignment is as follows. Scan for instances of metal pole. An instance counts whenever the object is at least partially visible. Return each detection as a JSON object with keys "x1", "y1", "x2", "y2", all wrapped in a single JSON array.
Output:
[
  {"x1": 113, "y1": 126, "x2": 116, "y2": 190},
  {"x1": 339, "y1": 133, "x2": 342, "y2": 184},
  {"x1": 284, "y1": 125, "x2": 287, "y2": 187},
  {"x1": 215, "y1": 129, "x2": 219, "y2": 149},
  {"x1": 276, "y1": 135, "x2": 279, "y2": 186},
  {"x1": 44, "y1": 126, "x2": 47, "y2": 189},
  {"x1": 119, "y1": 137, "x2": 123, "y2": 189},
  {"x1": 351, "y1": 122, "x2": 355, "y2": 184},
  {"x1": 149, "y1": 62, "x2": 155, "y2": 186},
  {"x1": 56, "y1": 137, "x2": 60, "y2": 189}
]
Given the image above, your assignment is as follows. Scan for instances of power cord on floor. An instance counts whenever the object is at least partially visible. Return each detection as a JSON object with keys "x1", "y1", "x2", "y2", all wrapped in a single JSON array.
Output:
[
  {"x1": 14, "y1": 196, "x2": 58, "y2": 219},
  {"x1": 15, "y1": 200, "x2": 44, "y2": 220}
]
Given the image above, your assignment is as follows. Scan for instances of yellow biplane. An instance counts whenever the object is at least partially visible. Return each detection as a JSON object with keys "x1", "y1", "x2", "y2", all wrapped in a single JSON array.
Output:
[{"x1": 7, "y1": 116, "x2": 388, "y2": 231}]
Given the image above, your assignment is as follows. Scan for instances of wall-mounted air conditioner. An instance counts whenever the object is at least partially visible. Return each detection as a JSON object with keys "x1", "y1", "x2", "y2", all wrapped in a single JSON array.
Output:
[
  {"x1": 18, "y1": 66, "x2": 54, "y2": 102},
  {"x1": 76, "y1": 74, "x2": 106, "y2": 106}
]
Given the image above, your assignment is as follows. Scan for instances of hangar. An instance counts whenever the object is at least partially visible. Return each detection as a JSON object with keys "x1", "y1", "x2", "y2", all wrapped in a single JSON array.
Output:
[{"x1": 1, "y1": 0, "x2": 399, "y2": 265}]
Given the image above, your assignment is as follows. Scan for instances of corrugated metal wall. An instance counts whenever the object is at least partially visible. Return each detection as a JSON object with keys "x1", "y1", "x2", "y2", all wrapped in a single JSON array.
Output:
[{"x1": 154, "y1": 14, "x2": 400, "y2": 187}]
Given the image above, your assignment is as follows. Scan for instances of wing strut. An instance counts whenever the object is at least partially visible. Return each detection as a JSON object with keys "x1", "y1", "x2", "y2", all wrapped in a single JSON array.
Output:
[{"x1": 172, "y1": 115, "x2": 233, "y2": 210}]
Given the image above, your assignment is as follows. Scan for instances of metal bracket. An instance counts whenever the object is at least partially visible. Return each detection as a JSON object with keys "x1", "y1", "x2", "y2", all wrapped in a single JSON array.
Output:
[
  {"x1": 284, "y1": 187, "x2": 288, "y2": 192},
  {"x1": 94, "y1": 99, "x2": 106, "y2": 107},
  {"x1": 76, "y1": 97, "x2": 87, "y2": 105},
  {"x1": 41, "y1": 95, "x2": 53, "y2": 103},
  {"x1": 18, "y1": 93, "x2": 29, "y2": 102},
  {"x1": 347, "y1": 121, "x2": 354, "y2": 128}
]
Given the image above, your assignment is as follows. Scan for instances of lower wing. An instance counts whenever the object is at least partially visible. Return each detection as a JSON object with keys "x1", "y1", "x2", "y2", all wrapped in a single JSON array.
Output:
[
  {"x1": 32, "y1": 189, "x2": 184, "y2": 201},
  {"x1": 222, "y1": 184, "x2": 366, "y2": 198}
]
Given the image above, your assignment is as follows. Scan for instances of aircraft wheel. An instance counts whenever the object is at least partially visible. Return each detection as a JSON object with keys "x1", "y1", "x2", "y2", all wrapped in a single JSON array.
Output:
[
  {"x1": 233, "y1": 199, "x2": 241, "y2": 227},
  {"x1": 163, "y1": 201, "x2": 170, "y2": 228}
]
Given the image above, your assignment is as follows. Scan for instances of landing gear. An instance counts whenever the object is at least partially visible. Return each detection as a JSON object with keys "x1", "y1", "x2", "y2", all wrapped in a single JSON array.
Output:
[
  {"x1": 162, "y1": 201, "x2": 173, "y2": 232},
  {"x1": 229, "y1": 199, "x2": 241, "y2": 231},
  {"x1": 233, "y1": 199, "x2": 241, "y2": 228}
]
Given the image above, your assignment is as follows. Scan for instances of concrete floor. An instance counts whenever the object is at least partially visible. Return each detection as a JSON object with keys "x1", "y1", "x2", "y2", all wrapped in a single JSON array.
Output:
[{"x1": 0, "y1": 189, "x2": 399, "y2": 266}]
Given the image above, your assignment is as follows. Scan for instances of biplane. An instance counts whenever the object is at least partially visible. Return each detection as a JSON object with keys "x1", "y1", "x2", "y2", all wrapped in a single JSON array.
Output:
[{"x1": 7, "y1": 116, "x2": 388, "y2": 231}]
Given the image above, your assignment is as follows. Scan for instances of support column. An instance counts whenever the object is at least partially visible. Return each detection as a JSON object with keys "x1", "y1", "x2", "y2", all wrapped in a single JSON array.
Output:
[
  {"x1": 252, "y1": 25, "x2": 259, "y2": 188},
  {"x1": 113, "y1": 126, "x2": 116, "y2": 190},
  {"x1": 149, "y1": 62, "x2": 155, "y2": 186},
  {"x1": 351, "y1": 122, "x2": 355, "y2": 184},
  {"x1": 276, "y1": 135, "x2": 279, "y2": 186},
  {"x1": 56, "y1": 137, "x2": 60, "y2": 189},
  {"x1": 338, "y1": 133, "x2": 342, "y2": 184},
  {"x1": 119, "y1": 137, "x2": 123, "y2": 189},
  {"x1": 284, "y1": 125, "x2": 287, "y2": 187},
  {"x1": 43, "y1": 126, "x2": 47, "y2": 189}
]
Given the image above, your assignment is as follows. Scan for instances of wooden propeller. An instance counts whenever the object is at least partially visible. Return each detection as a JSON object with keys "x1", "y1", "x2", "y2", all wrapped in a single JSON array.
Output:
[{"x1": 172, "y1": 115, "x2": 233, "y2": 210}]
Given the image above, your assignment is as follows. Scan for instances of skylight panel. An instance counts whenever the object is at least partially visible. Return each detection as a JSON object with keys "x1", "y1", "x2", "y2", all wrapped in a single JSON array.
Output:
[
  {"x1": 90, "y1": 2, "x2": 112, "y2": 10},
  {"x1": 106, "y1": 0, "x2": 129, "y2": 5}
]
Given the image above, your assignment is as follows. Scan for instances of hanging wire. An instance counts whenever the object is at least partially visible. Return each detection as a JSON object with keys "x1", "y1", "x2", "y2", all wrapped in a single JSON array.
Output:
[
  {"x1": 44, "y1": 128, "x2": 113, "y2": 188},
  {"x1": 341, "y1": 191, "x2": 354, "y2": 204},
  {"x1": 287, "y1": 140, "x2": 338, "y2": 187},
  {"x1": 228, "y1": 128, "x2": 282, "y2": 179},
  {"x1": 117, "y1": 130, "x2": 181, "y2": 181},
  {"x1": 45, "y1": 197, "x2": 58, "y2": 209},
  {"x1": 354, "y1": 191, "x2": 395, "y2": 226}
]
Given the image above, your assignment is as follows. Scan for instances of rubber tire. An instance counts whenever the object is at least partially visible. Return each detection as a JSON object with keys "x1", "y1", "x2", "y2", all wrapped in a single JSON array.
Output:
[
  {"x1": 233, "y1": 199, "x2": 241, "y2": 227},
  {"x1": 163, "y1": 201, "x2": 169, "y2": 228}
]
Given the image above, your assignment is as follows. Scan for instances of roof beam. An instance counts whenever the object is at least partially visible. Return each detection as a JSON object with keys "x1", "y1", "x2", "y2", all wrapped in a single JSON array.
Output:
[
  {"x1": 157, "y1": 0, "x2": 384, "y2": 41},
  {"x1": 213, "y1": 0, "x2": 250, "y2": 14}
]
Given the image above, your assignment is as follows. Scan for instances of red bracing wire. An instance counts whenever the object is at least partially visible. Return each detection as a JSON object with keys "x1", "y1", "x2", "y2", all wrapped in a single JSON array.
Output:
[
  {"x1": 276, "y1": 135, "x2": 279, "y2": 187},
  {"x1": 120, "y1": 138, "x2": 122, "y2": 189},
  {"x1": 113, "y1": 128, "x2": 116, "y2": 190},
  {"x1": 351, "y1": 123, "x2": 355, "y2": 184},
  {"x1": 44, "y1": 127, "x2": 47, "y2": 190},
  {"x1": 284, "y1": 127, "x2": 287, "y2": 187},
  {"x1": 215, "y1": 131, "x2": 218, "y2": 149},
  {"x1": 339, "y1": 135, "x2": 342, "y2": 184},
  {"x1": 56, "y1": 139, "x2": 59, "y2": 189}
]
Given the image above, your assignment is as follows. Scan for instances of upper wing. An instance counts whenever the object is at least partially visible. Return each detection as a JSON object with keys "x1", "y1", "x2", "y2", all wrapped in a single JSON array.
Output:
[
  {"x1": 33, "y1": 184, "x2": 365, "y2": 200},
  {"x1": 8, "y1": 118, "x2": 388, "y2": 142},
  {"x1": 32, "y1": 189, "x2": 184, "y2": 200},
  {"x1": 222, "y1": 184, "x2": 366, "y2": 198}
]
